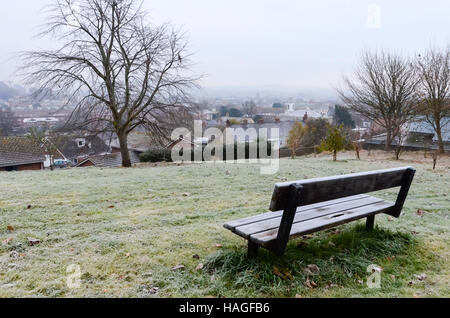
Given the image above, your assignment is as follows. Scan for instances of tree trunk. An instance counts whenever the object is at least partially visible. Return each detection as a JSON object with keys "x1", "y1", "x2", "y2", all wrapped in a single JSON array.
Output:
[
  {"x1": 432, "y1": 152, "x2": 438, "y2": 170},
  {"x1": 395, "y1": 147, "x2": 400, "y2": 160},
  {"x1": 118, "y1": 132, "x2": 132, "y2": 167},
  {"x1": 435, "y1": 122, "x2": 444, "y2": 154},
  {"x1": 385, "y1": 130, "x2": 391, "y2": 151},
  {"x1": 333, "y1": 150, "x2": 337, "y2": 161}
]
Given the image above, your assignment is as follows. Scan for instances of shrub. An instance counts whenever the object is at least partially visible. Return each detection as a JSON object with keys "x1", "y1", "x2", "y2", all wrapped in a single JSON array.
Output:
[
  {"x1": 319, "y1": 124, "x2": 347, "y2": 161},
  {"x1": 139, "y1": 148, "x2": 173, "y2": 163}
]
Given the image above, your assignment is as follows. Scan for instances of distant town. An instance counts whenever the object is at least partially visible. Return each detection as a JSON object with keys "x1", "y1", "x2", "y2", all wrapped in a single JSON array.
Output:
[{"x1": 0, "y1": 79, "x2": 448, "y2": 172}]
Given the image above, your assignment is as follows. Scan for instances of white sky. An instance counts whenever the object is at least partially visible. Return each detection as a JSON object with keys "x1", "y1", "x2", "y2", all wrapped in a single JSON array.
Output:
[{"x1": 1, "y1": 0, "x2": 449, "y2": 90}]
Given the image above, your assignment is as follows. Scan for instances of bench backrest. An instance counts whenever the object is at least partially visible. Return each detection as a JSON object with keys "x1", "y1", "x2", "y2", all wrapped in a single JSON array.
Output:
[{"x1": 269, "y1": 167, "x2": 415, "y2": 212}]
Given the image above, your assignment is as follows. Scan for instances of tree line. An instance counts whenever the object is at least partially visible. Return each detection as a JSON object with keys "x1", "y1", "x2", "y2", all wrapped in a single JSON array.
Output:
[{"x1": 339, "y1": 48, "x2": 449, "y2": 154}]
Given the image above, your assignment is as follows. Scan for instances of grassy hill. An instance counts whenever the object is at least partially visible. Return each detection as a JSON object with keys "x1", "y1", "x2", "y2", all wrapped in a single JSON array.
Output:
[{"x1": 0, "y1": 151, "x2": 448, "y2": 297}]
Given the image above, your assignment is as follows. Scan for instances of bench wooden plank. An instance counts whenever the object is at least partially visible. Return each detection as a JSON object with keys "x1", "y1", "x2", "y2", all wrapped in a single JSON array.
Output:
[
  {"x1": 251, "y1": 200, "x2": 395, "y2": 245},
  {"x1": 269, "y1": 167, "x2": 412, "y2": 211},
  {"x1": 224, "y1": 194, "x2": 370, "y2": 231},
  {"x1": 234, "y1": 195, "x2": 385, "y2": 239}
]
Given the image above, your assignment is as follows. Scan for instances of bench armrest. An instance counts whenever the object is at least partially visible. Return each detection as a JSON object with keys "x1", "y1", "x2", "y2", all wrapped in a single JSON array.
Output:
[{"x1": 389, "y1": 168, "x2": 416, "y2": 218}]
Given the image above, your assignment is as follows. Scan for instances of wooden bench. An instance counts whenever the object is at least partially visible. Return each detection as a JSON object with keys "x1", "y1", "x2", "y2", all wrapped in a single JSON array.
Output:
[{"x1": 224, "y1": 167, "x2": 415, "y2": 258}]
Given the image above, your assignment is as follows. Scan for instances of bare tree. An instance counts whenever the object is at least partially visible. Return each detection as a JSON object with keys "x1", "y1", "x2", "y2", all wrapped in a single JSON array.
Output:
[
  {"x1": 415, "y1": 47, "x2": 450, "y2": 154},
  {"x1": 338, "y1": 50, "x2": 420, "y2": 151},
  {"x1": 20, "y1": 0, "x2": 199, "y2": 167}
]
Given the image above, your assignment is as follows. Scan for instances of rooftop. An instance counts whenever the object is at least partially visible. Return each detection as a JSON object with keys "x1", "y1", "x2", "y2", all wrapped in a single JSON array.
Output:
[
  {"x1": 0, "y1": 136, "x2": 46, "y2": 168},
  {"x1": 76, "y1": 151, "x2": 140, "y2": 168}
]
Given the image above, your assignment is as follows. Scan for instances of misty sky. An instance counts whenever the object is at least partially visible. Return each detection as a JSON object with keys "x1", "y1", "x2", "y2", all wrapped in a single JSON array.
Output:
[{"x1": 1, "y1": 0, "x2": 450, "y2": 90}]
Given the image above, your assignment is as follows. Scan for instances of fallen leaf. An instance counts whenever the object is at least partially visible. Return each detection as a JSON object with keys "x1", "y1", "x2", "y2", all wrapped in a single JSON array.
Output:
[
  {"x1": 7, "y1": 225, "x2": 14, "y2": 231},
  {"x1": 2, "y1": 238, "x2": 13, "y2": 245},
  {"x1": 125, "y1": 253, "x2": 131, "y2": 258},
  {"x1": 306, "y1": 279, "x2": 317, "y2": 289},
  {"x1": 304, "y1": 264, "x2": 320, "y2": 275},
  {"x1": 408, "y1": 281, "x2": 414, "y2": 286},
  {"x1": 295, "y1": 294, "x2": 302, "y2": 298},
  {"x1": 357, "y1": 280, "x2": 364, "y2": 285},
  {"x1": 182, "y1": 193, "x2": 190, "y2": 197},
  {"x1": 149, "y1": 287, "x2": 159, "y2": 294},
  {"x1": 273, "y1": 266, "x2": 293, "y2": 281},
  {"x1": 27, "y1": 205, "x2": 32, "y2": 209},
  {"x1": 413, "y1": 293, "x2": 421, "y2": 298},
  {"x1": 414, "y1": 273, "x2": 427, "y2": 281},
  {"x1": 215, "y1": 244, "x2": 223, "y2": 248},
  {"x1": 196, "y1": 263, "x2": 204, "y2": 271},
  {"x1": 171, "y1": 264, "x2": 185, "y2": 271},
  {"x1": 108, "y1": 205, "x2": 115, "y2": 209},
  {"x1": 325, "y1": 283, "x2": 337, "y2": 289},
  {"x1": 391, "y1": 275, "x2": 396, "y2": 281},
  {"x1": 192, "y1": 254, "x2": 200, "y2": 259},
  {"x1": 417, "y1": 209, "x2": 424, "y2": 217},
  {"x1": 27, "y1": 238, "x2": 41, "y2": 246}
]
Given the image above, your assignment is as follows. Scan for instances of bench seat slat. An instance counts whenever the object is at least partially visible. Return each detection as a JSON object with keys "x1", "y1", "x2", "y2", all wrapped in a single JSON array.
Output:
[
  {"x1": 234, "y1": 196, "x2": 385, "y2": 239},
  {"x1": 223, "y1": 194, "x2": 369, "y2": 232},
  {"x1": 250, "y1": 200, "x2": 395, "y2": 245}
]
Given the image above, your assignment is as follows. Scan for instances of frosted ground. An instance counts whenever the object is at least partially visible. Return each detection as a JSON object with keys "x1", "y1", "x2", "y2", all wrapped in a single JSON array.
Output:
[{"x1": 0, "y1": 151, "x2": 448, "y2": 297}]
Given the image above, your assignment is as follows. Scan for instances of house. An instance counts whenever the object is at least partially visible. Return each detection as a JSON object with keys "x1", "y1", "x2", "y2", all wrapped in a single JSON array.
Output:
[
  {"x1": 51, "y1": 134, "x2": 111, "y2": 166},
  {"x1": 364, "y1": 117, "x2": 450, "y2": 151},
  {"x1": 406, "y1": 117, "x2": 450, "y2": 145},
  {"x1": 109, "y1": 132, "x2": 164, "y2": 155},
  {"x1": 0, "y1": 137, "x2": 45, "y2": 171},
  {"x1": 229, "y1": 121, "x2": 297, "y2": 148},
  {"x1": 76, "y1": 151, "x2": 141, "y2": 168},
  {"x1": 279, "y1": 108, "x2": 332, "y2": 122}
]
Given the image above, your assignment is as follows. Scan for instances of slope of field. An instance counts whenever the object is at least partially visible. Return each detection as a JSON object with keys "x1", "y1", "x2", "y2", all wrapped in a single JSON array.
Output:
[{"x1": 0, "y1": 151, "x2": 448, "y2": 297}]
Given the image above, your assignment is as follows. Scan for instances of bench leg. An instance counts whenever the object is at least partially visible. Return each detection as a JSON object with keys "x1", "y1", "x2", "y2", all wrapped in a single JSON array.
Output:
[
  {"x1": 247, "y1": 241, "x2": 259, "y2": 259},
  {"x1": 366, "y1": 215, "x2": 375, "y2": 230},
  {"x1": 274, "y1": 244, "x2": 287, "y2": 257}
]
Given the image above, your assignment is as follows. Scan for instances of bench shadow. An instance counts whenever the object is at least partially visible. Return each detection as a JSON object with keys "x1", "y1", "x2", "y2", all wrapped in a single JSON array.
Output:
[{"x1": 205, "y1": 224, "x2": 419, "y2": 292}]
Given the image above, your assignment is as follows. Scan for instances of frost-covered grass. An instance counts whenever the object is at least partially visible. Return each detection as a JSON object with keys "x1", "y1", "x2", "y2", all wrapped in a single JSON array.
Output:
[{"x1": 0, "y1": 151, "x2": 448, "y2": 298}]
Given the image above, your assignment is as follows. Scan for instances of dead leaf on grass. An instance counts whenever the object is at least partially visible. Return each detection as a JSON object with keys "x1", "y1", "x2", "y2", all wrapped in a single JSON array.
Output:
[
  {"x1": 273, "y1": 266, "x2": 293, "y2": 281},
  {"x1": 306, "y1": 279, "x2": 317, "y2": 289},
  {"x1": 2, "y1": 238, "x2": 13, "y2": 245},
  {"x1": 27, "y1": 238, "x2": 41, "y2": 246},
  {"x1": 304, "y1": 264, "x2": 320, "y2": 275},
  {"x1": 414, "y1": 273, "x2": 427, "y2": 281},
  {"x1": 172, "y1": 264, "x2": 185, "y2": 271}
]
